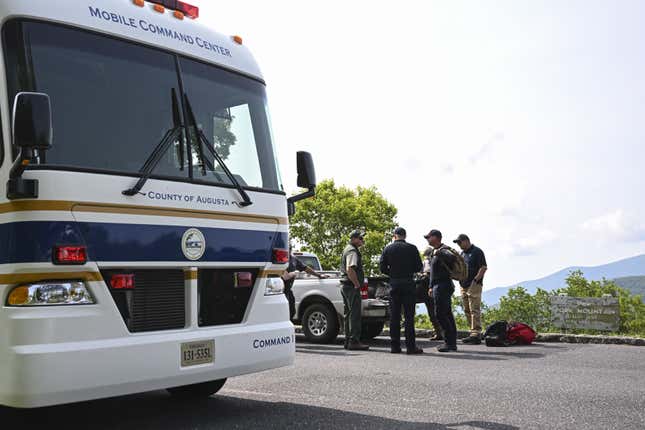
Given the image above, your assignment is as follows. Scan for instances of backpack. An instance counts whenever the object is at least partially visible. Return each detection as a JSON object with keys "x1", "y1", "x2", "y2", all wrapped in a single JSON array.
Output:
[
  {"x1": 484, "y1": 320, "x2": 537, "y2": 347},
  {"x1": 484, "y1": 320, "x2": 510, "y2": 347},
  {"x1": 507, "y1": 322, "x2": 536, "y2": 345},
  {"x1": 436, "y1": 246, "x2": 468, "y2": 282}
]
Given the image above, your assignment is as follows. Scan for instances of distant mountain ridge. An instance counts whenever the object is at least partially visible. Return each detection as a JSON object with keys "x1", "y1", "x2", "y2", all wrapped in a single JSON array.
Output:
[
  {"x1": 483, "y1": 254, "x2": 645, "y2": 304},
  {"x1": 614, "y1": 276, "x2": 645, "y2": 298}
]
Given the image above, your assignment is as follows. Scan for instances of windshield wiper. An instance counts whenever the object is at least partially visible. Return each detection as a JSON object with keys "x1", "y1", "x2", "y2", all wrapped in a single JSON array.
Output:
[
  {"x1": 183, "y1": 94, "x2": 253, "y2": 207},
  {"x1": 123, "y1": 89, "x2": 184, "y2": 196}
]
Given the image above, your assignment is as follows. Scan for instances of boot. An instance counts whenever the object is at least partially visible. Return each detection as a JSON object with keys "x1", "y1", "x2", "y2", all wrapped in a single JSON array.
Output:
[{"x1": 347, "y1": 341, "x2": 370, "y2": 351}]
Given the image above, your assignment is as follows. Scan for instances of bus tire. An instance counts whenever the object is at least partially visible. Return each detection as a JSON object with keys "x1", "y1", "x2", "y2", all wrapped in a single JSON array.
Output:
[
  {"x1": 361, "y1": 321, "x2": 385, "y2": 340},
  {"x1": 167, "y1": 378, "x2": 227, "y2": 399},
  {"x1": 302, "y1": 303, "x2": 339, "y2": 344}
]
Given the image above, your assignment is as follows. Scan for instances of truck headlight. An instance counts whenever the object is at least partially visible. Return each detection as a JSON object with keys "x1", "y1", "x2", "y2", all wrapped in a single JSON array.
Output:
[
  {"x1": 264, "y1": 277, "x2": 284, "y2": 296},
  {"x1": 7, "y1": 281, "x2": 95, "y2": 306}
]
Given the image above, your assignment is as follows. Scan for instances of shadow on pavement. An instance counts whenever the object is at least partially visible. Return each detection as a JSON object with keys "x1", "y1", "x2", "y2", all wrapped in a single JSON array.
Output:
[
  {"x1": 0, "y1": 392, "x2": 519, "y2": 430},
  {"x1": 296, "y1": 341, "x2": 546, "y2": 360}
]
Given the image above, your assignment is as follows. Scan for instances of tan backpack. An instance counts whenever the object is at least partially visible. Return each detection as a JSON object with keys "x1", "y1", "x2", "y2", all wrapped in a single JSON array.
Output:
[{"x1": 435, "y1": 245, "x2": 468, "y2": 282}]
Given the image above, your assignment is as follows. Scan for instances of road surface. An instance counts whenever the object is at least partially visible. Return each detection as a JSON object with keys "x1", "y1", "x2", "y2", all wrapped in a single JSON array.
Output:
[{"x1": 2, "y1": 336, "x2": 644, "y2": 429}]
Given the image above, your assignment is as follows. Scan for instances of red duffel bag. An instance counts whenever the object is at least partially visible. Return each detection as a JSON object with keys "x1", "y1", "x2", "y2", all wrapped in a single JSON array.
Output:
[{"x1": 507, "y1": 322, "x2": 537, "y2": 345}]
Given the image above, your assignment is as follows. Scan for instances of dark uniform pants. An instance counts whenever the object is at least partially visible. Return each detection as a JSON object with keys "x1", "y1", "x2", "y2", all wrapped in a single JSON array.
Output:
[
  {"x1": 389, "y1": 280, "x2": 417, "y2": 351},
  {"x1": 284, "y1": 285, "x2": 296, "y2": 321},
  {"x1": 433, "y1": 281, "x2": 457, "y2": 347},
  {"x1": 424, "y1": 295, "x2": 443, "y2": 335},
  {"x1": 341, "y1": 283, "x2": 362, "y2": 343}
]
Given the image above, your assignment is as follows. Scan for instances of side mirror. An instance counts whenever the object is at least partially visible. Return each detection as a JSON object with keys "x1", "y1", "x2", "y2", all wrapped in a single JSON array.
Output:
[
  {"x1": 296, "y1": 151, "x2": 316, "y2": 189},
  {"x1": 288, "y1": 151, "x2": 317, "y2": 216},
  {"x1": 7, "y1": 92, "x2": 53, "y2": 200},
  {"x1": 13, "y1": 92, "x2": 53, "y2": 150}
]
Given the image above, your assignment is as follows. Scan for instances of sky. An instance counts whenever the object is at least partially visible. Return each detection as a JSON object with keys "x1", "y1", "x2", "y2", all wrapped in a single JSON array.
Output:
[{"x1": 199, "y1": 0, "x2": 645, "y2": 289}]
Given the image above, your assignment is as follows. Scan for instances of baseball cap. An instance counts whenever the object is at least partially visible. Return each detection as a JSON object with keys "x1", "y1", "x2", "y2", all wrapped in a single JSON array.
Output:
[
  {"x1": 453, "y1": 234, "x2": 470, "y2": 243},
  {"x1": 393, "y1": 227, "x2": 407, "y2": 236},
  {"x1": 423, "y1": 229, "x2": 442, "y2": 239},
  {"x1": 349, "y1": 230, "x2": 364, "y2": 240}
]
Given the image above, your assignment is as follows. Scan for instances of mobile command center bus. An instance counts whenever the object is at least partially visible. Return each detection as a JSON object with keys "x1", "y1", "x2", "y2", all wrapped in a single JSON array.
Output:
[{"x1": 0, "y1": 0, "x2": 317, "y2": 408}]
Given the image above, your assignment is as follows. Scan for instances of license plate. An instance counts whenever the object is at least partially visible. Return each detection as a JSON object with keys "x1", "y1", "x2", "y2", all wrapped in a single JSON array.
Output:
[{"x1": 181, "y1": 340, "x2": 215, "y2": 367}]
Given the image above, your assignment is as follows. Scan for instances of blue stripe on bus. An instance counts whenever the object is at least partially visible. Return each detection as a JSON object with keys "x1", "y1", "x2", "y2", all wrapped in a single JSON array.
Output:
[{"x1": 0, "y1": 221, "x2": 288, "y2": 264}]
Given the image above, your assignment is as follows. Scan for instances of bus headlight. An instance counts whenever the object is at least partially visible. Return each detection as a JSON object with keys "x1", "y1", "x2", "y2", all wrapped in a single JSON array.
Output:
[
  {"x1": 264, "y1": 277, "x2": 284, "y2": 296},
  {"x1": 7, "y1": 281, "x2": 95, "y2": 306}
]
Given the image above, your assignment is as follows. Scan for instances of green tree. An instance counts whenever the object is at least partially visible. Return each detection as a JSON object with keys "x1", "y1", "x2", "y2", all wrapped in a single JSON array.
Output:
[
  {"x1": 484, "y1": 286, "x2": 552, "y2": 331},
  {"x1": 289, "y1": 179, "x2": 398, "y2": 275},
  {"x1": 212, "y1": 113, "x2": 237, "y2": 160}
]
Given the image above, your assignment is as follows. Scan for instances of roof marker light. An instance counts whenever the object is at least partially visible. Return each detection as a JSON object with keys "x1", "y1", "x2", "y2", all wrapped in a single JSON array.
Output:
[
  {"x1": 133, "y1": 0, "x2": 145, "y2": 7},
  {"x1": 153, "y1": 3, "x2": 165, "y2": 13},
  {"x1": 174, "y1": 10, "x2": 185, "y2": 20},
  {"x1": 232, "y1": 35, "x2": 244, "y2": 45}
]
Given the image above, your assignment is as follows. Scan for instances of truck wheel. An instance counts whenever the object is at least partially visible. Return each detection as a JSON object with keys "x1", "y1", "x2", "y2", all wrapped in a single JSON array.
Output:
[
  {"x1": 167, "y1": 378, "x2": 227, "y2": 399},
  {"x1": 361, "y1": 321, "x2": 385, "y2": 340},
  {"x1": 302, "y1": 303, "x2": 339, "y2": 344}
]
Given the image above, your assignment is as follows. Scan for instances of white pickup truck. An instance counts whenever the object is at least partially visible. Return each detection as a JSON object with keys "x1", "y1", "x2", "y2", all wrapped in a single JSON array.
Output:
[{"x1": 291, "y1": 252, "x2": 390, "y2": 343}]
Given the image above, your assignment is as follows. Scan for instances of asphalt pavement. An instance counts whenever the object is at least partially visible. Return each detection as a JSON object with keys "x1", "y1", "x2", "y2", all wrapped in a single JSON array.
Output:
[{"x1": 2, "y1": 336, "x2": 644, "y2": 430}]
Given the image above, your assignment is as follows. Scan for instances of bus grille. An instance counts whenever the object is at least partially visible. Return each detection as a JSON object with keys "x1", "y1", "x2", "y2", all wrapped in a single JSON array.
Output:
[
  {"x1": 198, "y1": 269, "x2": 258, "y2": 326},
  {"x1": 103, "y1": 269, "x2": 186, "y2": 333}
]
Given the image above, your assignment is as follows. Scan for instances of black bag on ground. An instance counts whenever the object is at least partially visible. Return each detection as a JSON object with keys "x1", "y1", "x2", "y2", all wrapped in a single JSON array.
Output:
[{"x1": 484, "y1": 320, "x2": 510, "y2": 347}]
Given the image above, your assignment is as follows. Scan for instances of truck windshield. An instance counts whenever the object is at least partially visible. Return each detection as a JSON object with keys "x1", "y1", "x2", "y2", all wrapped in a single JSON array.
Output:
[{"x1": 3, "y1": 20, "x2": 283, "y2": 192}]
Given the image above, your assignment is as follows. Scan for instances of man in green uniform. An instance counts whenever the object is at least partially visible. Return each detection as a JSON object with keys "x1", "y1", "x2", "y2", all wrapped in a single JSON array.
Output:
[{"x1": 340, "y1": 230, "x2": 369, "y2": 351}]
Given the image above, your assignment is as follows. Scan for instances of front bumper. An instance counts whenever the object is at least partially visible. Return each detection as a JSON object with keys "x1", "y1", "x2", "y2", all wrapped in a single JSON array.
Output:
[{"x1": 0, "y1": 321, "x2": 294, "y2": 408}]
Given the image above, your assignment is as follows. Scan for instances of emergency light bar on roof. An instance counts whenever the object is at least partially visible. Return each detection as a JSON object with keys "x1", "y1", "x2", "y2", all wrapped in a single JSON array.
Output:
[{"x1": 139, "y1": 0, "x2": 199, "y2": 19}]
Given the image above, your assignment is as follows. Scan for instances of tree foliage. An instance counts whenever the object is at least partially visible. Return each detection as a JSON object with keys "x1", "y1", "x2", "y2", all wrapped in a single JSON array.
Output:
[
  {"x1": 289, "y1": 179, "x2": 398, "y2": 275},
  {"x1": 416, "y1": 270, "x2": 645, "y2": 337}
]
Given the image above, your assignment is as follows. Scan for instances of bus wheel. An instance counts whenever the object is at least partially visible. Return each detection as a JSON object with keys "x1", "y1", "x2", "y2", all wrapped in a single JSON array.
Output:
[
  {"x1": 302, "y1": 303, "x2": 339, "y2": 344},
  {"x1": 167, "y1": 378, "x2": 227, "y2": 398}
]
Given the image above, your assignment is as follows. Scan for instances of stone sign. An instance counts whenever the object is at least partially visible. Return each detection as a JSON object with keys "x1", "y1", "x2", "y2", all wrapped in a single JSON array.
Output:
[{"x1": 550, "y1": 296, "x2": 620, "y2": 331}]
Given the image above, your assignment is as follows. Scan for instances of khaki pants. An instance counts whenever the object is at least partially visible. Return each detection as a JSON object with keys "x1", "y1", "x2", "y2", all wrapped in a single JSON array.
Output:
[{"x1": 461, "y1": 281, "x2": 483, "y2": 336}]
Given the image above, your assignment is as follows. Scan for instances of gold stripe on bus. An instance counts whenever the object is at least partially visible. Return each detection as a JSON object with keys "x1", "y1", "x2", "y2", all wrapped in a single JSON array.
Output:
[
  {"x1": 184, "y1": 270, "x2": 198, "y2": 280},
  {"x1": 0, "y1": 200, "x2": 288, "y2": 225},
  {"x1": 259, "y1": 270, "x2": 284, "y2": 277},
  {"x1": 0, "y1": 200, "x2": 75, "y2": 213},
  {"x1": 0, "y1": 271, "x2": 103, "y2": 285}
]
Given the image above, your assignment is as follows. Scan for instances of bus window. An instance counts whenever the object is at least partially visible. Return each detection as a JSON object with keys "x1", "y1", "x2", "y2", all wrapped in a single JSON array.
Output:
[
  {"x1": 179, "y1": 57, "x2": 282, "y2": 191},
  {"x1": 3, "y1": 21, "x2": 184, "y2": 178}
]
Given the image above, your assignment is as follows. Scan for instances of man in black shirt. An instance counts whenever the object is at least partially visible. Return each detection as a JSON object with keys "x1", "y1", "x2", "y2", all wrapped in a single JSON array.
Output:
[
  {"x1": 453, "y1": 234, "x2": 488, "y2": 344},
  {"x1": 379, "y1": 227, "x2": 423, "y2": 354},
  {"x1": 425, "y1": 229, "x2": 458, "y2": 352},
  {"x1": 282, "y1": 249, "x2": 329, "y2": 321}
]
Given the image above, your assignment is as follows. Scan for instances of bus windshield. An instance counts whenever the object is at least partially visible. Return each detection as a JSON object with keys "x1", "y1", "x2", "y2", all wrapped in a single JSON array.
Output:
[{"x1": 3, "y1": 20, "x2": 283, "y2": 192}]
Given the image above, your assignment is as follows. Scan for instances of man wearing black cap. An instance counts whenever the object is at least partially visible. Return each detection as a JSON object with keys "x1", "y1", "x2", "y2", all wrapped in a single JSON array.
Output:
[
  {"x1": 379, "y1": 227, "x2": 423, "y2": 354},
  {"x1": 453, "y1": 234, "x2": 487, "y2": 344},
  {"x1": 340, "y1": 230, "x2": 369, "y2": 351},
  {"x1": 424, "y1": 229, "x2": 458, "y2": 352}
]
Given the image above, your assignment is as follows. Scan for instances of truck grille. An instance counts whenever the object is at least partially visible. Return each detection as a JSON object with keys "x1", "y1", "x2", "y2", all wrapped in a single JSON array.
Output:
[
  {"x1": 199, "y1": 269, "x2": 258, "y2": 326},
  {"x1": 103, "y1": 269, "x2": 186, "y2": 333}
]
